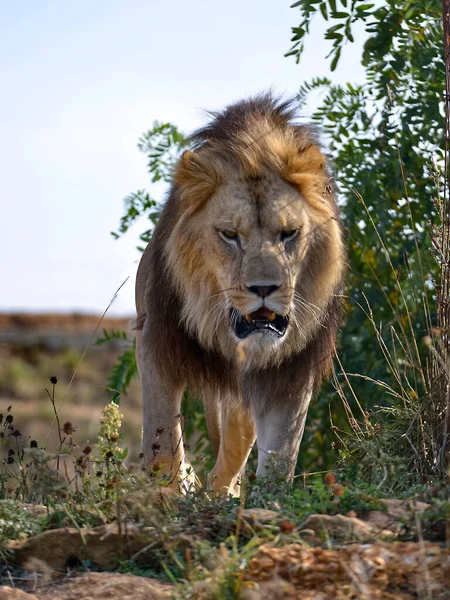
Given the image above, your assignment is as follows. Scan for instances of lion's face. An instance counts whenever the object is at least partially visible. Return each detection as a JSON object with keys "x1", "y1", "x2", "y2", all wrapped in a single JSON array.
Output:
[
  {"x1": 168, "y1": 166, "x2": 343, "y2": 366},
  {"x1": 204, "y1": 172, "x2": 311, "y2": 345}
]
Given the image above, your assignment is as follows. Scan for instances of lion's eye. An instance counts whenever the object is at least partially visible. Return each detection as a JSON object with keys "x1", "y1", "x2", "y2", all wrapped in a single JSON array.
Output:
[
  {"x1": 219, "y1": 230, "x2": 239, "y2": 243},
  {"x1": 280, "y1": 229, "x2": 299, "y2": 243}
]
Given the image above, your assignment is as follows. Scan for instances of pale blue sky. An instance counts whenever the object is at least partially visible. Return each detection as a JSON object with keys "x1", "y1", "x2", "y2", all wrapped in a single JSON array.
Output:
[{"x1": 0, "y1": 0, "x2": 366, "y2": 315}]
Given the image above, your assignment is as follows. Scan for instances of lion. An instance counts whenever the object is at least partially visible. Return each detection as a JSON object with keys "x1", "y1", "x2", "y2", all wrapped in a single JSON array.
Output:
[{"x1": 135, "y1": 93, "x2": 345, "y2": 495}]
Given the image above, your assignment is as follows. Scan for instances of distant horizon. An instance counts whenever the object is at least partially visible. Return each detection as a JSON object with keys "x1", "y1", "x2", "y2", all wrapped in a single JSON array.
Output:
[
  {"x1": 0, "y1": 308, "x2": 135, "y2": 317},
  {"x1": 2, "y1": 1, "x2": 366, "y2": 315}
]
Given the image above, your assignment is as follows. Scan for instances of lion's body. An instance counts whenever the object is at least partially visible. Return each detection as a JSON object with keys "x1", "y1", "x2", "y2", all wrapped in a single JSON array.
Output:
[{"x1": 135, "y1": 94, "x2": 345, "y2": 493}]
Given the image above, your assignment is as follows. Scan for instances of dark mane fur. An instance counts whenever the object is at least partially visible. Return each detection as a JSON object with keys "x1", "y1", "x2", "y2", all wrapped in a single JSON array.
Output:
[{"x1": 190, "y1": 93, "x2": 298, "y2": 146}]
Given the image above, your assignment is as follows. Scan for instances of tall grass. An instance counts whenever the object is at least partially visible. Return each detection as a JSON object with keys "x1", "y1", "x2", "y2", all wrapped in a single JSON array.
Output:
[{"x1": 333, "y1": 152, "x2": 450, "y2": 489}]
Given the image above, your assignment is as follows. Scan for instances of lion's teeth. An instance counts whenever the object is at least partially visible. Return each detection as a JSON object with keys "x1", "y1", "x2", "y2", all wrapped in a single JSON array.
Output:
[{"x1": 268, "y1": 312, "x2": 276, "y2": 321}]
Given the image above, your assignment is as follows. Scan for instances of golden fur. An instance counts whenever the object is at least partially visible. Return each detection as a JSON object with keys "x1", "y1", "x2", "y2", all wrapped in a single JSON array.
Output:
[{"x1": 135, "y1": 94, "x2": 345, "y2": 492}]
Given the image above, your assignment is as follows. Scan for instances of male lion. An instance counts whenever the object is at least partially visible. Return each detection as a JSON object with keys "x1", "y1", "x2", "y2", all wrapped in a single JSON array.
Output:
[{"x1": 135, "y1": 94, "x2": 345, "y2": 495}]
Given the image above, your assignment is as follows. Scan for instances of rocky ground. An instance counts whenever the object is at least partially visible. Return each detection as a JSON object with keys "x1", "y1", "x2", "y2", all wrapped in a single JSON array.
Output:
[
  {"x1": 1, "y1": 314, "x2": 449, "y2": 598},
  {"x1": 1, "y1": 500, "x2": 450, "y2": 599}
]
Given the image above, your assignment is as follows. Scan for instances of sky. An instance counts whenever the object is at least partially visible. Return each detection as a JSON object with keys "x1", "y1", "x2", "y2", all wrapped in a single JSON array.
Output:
[{"x1": 0, "y1": 0, "x2": 366, "y2": 316}]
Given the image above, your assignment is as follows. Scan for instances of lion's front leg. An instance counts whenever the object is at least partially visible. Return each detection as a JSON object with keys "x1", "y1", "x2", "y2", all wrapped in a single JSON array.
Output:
[
  {"x1": 208, "y1": 402, "x2": 256, "y2": 496},
  {"x1": 137, "y1": 330, "x2": 188, "y2": 488},
  {"x1": 253, "y1": 389, "x2": 312, "y2": 481}
]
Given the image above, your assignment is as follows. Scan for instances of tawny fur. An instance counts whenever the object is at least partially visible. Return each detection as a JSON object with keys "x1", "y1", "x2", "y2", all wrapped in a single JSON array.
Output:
[{"x1": 135, "y1": 93, "x2": 346, "y2": 494}]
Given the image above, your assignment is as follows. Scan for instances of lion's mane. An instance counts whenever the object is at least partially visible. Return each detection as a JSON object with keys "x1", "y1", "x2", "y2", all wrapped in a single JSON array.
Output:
[{"x1": 135, "y1": 93, "x2": 345, "y2": 408}]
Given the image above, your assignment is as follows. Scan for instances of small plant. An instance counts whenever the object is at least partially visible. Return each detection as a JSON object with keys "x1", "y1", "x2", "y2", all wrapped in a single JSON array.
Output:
[
  {"x1": 95, "y1": 330, "x2": 137, "y2": 404},
  {"x1": 0, "y1": 378, "x2": 132, "y2": 505},
  {"x1": 0, "y1": 500, "x2": 44, "y2": 543}
]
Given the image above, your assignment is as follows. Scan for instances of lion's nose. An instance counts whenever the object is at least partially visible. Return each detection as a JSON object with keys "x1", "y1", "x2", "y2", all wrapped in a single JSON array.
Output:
[{"x1": 246, "y1": 284, "x2": 280, "y2": 298}]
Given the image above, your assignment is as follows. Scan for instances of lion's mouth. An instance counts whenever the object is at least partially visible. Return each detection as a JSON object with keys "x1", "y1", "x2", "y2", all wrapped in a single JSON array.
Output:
[{"x1": 231, "y1": 306, "x2": 289, "y2": 339}]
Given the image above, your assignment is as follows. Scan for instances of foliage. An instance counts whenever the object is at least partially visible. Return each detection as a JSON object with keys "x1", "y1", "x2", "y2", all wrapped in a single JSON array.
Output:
[
  {"x1": 286, "y1": 0, "x2": 446, "y2": 477},
  {"x1": 0, "y1": 387, "x2": 130, "y2": 504},
  {"x1": 111, "y1": 122, "x2": 188, "y2": 251},
  {"x1": 286, "y1": 0, "x2": 378, "y2": 70},
  {"x1": 0, "y1": 500, "x2": 44, "y2": 543},
  {"x1": 1, "y1": 383, "x2": 450, "y2": 590},
  {"x1": 96, "y1": 330, "x2": 137, "y2": 404}
]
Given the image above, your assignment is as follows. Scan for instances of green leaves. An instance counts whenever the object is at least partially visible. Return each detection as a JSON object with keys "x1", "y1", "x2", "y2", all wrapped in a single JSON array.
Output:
[
  {"x1": 96, "y1": 332, "x2": 138, "y2": 405},
  {"x1": 138, "y1": 121, "x2": 188, "y2": 184},
  {"x1": 111, "y1": 191, "x2": 156, "y2": 239},
  {"x1": 286, "y1": 0, "x2": 378, "y2": 68},
  {"x1": 330, "y1": 47, "x2": 342, "y2": 71},
  {"x1": 112, "y1": 122, "x2": 187, "y2": 247},
  {"x1": 330, "y1": 11, "x2": 349, "y2": 18},
  {"x1": 291, "y1": 0, "x2": 444, "y2": 470},
  {"x1": 96, "y1": 330, "x2": 128, "y2": 345},
  {"x1": 105, "y1": 337, "x2": 137, "y2": 405}
]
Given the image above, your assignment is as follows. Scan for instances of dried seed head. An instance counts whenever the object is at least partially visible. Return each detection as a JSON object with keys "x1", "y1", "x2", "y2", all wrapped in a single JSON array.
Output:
[
  {"x1": 334, "y1": 484, "x2": 344, "y2": 496},
  {"x1": 324, "y1": 472, "x2": 336, "y2": 486},
  {"x1": 30, "y1": 440, "x2": 38, "y2": 448},
  {"x1": 279, "y1": 520, "x2": 297, "y2": 534},
  {"x1": 50, "y1": 376, "x2": 58, "y2": 384},
  {"x1": 63, "y1": 422, "x2": 76, "y2": 435},
  {"x1": 431, "y1": 486, "x2": 440, "y2": 498}
]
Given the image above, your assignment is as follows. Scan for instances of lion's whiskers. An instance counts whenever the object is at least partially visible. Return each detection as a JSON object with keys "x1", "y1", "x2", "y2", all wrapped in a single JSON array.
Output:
[
  {"x1": 292, "y1": 291, "x2": 321, "y2": 313},
  {"x1": 288, "y1": 309, "x2": 308, "y2": 342},
  {"x1": 197, "y1": 286, "x2": 239, "y2": 305},
  {"x1": 292, "y1": 292, "x2": 324, "y2": 329},
  {"x1": 211, "y1": 298, "x2": 232, "y2": 338}
]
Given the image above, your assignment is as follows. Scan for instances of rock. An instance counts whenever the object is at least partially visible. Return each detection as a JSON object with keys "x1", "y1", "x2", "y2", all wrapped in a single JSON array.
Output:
[
  {"x1": 0, "y1": 573, "x2": 172, "y2": 600},
  {"x1": 366, "y1": 510, "x2": 393, "y2": 530},
  {"x1": 301, "y1": 513, "x2": 393, "y2": 542},
  {"x1": 365, "y1": 499, "x2": 432, "y2": 535},
  {"x1": 10, "y1": 523, "x2": 151, "y2": 571},
  {"x1": 0, "y1": 588, "x2": 39, "y2": 599},
  {"x1": 241, "y1": 578, "x2": 303, "y2": 599},
  {"x1": 380, "y1": 498, "x2": 430, "y2": 520},
  {"x1": 40, "y1": 572, "x2": 171, "y2": 599},
  {"x1": 244, "y1": 541, "x2": 450, "y2": 598},
  {"x1": 355, "y1": 499, "x2": 432, "y2": 537},
  {"x1": 239, "y1": 508, "x2": 280, "y2": 534},
  {"x1": 241, "y1": 509, "x2": 279, "y2": 524}
]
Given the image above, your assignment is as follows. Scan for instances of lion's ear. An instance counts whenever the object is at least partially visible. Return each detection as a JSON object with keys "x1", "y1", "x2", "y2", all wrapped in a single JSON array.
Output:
[
  {"x1": 174, "y1": 150, "x2": 222, "y2": 214},
  {"x1": 286, "y1": 144, "x2": 333, "y2": 217},
  {"x1": 174, "y1": 150, "x2": 201, "y2": 186}
]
